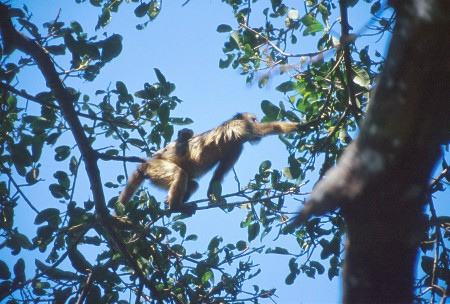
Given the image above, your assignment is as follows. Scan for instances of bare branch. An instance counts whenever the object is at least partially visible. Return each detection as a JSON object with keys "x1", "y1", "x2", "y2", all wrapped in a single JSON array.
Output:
[{"x1": 239, "y1": 23, "x2": 333, "y2": 59}]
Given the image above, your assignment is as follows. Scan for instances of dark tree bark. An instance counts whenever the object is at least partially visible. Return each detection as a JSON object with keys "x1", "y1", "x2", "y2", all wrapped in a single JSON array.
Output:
[{"x1": 294, "y1": 0, "x2": 450, "y2": 302}]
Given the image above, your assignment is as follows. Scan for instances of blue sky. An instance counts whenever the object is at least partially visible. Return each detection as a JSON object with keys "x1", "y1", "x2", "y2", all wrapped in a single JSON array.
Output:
[{"x1": 6, "y1": 1, "x2": 445, "y2": 303}]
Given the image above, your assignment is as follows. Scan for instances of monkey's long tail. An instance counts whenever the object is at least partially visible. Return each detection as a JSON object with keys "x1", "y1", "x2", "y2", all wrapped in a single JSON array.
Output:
[{"x1": 117, "y1": 163, "x2": 149, "y2": 204}]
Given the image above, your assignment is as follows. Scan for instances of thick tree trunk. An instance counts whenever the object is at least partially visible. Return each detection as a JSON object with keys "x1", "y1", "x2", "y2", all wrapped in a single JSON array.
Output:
[{"x1": 295, "y1": 0, "x2": 450, "y2": 302}]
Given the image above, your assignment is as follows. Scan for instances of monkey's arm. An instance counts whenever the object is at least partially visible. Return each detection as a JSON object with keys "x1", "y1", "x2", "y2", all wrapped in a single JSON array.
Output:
[
  {"x1": 256, "y1": 119, "x2": 317, "y2": 136},
  {"x1": 207, "y1": 145, "x2": 243, "y2": 199}
]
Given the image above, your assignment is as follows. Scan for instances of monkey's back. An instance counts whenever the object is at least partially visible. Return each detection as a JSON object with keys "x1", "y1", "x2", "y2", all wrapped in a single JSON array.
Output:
[{"x1": 151, "y1": 118, "x2": 256, "y2": 180}]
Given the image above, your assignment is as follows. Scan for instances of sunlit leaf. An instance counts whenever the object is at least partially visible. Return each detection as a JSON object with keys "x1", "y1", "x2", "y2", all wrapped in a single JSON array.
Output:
[{"x1": 275, "y1": 81, "x2": 297, "y2": 93}]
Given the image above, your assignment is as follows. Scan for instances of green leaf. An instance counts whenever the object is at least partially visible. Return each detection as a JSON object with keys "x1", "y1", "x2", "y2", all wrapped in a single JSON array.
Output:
[
  {"x1": 69, "y1": 156, "x2": 78, "y2": 175},
  {"x1": 116, "y1": 81, "x2": 128, "y2": 96},
  {"x1": 236, "y1": 240, "x2": 248, "y2": 251},
  {"x1": 230, "y1": 31, "x2": 244, "y2": 50},
  {"x1": 134, "y1": 2, "x2": 149, "y2": 17},
  {"x1": 303, "y1": 23, "x2": 324, "y2": 35},
  {"x1": 266, "y1": 247, "x2": 289, "y2": 255},
  {"x1": 70, "y1": 21, "x2": 83, "y2": 34},
  {"x1": 259, "y1": 160, "x2": 272, "y2": 173},
  {"x1": 127, "y1": 138, "x2": 146, "y2": 147},
  {"x1": 14, "y1": 233, "x2": 32, "y2": 250},
  {"x1": 287, "y1": 155, "x2": 302, "y2": 179},
  {"x1": 173, "y1": 221, "x2": 187, "y2": 238},
  {"x1": 11, "y1": 143, "x2": 32, "y2": 167},
  {"x1": 13, "y1": 259, "x2": 25, "y2": 284},
  {"x1": 49, "y1": 184, "x2": 68, "y2": 199},
  {"x1": 96, "y1": 8, "x2": 111, "y2": 30},
  {"x1": 54, "y1": 145, "x2": 71, "y2": 161},
  {"x1": 25, "y1": 168, "x2": 39, "y2": 185},
  {"x1": 261, "y1": 100, "x2": 280, "y2": 119},
  {"x1": 35, "y1": 260, "x2": 79, "y2": 280},
  {"x1": 219, "y1": 54, "x2": 234, "y2": 69},
  {"x1": 352, "y1": 65, "x2": 370, "y2": 89},
  {"x1": 248, "y1": 222, "x2": 260, "y2": 242},
  {"x1": 217, "y1": 24, "x2": 232, "y2": 33},
  {"x1": 54, "y1": 171, "x2": 70, "y2": 189},
  {"x1": 201, "y1": 270, "x2": 213, "y2": 284},
  {"x1": 157, "y1": 103, "x2": 170, "y2": 124},
  {"x1": 170, "y1": 117, "x2": 194, "y2": 125},
  {"x1": 258, "y1": 75, "x2": 269, "y2": 88},
  {"x1": 301, "y1": 14, "x2": 324, "y2": 36},
  {"x1": 310, "y1": 261, "x2": 325, "y2": 274},
  {"x1": 69, "y1": 249, "x2": 92, "y2": 274},
  {"x1": 154, "y1": 68, "x2": 167, "y2": 87},
  {"x1": 46, "y1": 44, "x2": 66, "y2": 55},
  {"x1": 285, "y1": 272, "x2": 297, "y2": 285},
  {"x1": 31, "y1": 135, "x2": 45, "y2": 162},
  {"x1": 35, "y1": 208, "x2": 60, "y2": 225},
  {"x1": 186, "y1": 234, "x2": 198, "y2": 241},
  {"x1": 208, "y1": 236, "x2": 223, "y2": 251},
  {"x1": 0, "y1": 261, "x2": 11, "y2": 280},
  {"x1": 101, "y1": 34, "x2": 122, "y2": 62},
  {"x1": 148, "y1": 2, "x2": 160, "y2": 20},
  {"x1": 275, "y1": 81, "x2": 297, "y2": 93},
  {"x1": 371, "y1": 1, "x2": 381, "y2": 14}
]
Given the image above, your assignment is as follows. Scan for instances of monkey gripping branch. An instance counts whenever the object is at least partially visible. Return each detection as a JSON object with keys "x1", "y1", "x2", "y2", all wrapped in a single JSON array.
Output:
[{"x1": 292, "y1": 0, "x2": 449, "y2": 302}]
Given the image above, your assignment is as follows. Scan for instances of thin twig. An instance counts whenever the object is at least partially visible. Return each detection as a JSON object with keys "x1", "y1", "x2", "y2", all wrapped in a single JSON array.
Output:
[
  {"x1": 239, "y1": 23, "x2": 333, "y2": 58},
  {"x1": 1, "y1": 167, "x2": 39, "y2": 214}
]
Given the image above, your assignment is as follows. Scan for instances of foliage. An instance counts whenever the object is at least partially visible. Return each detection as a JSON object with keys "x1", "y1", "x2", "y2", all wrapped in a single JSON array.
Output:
[{"x1": 0, "y1": 0, "x2": 448, "y2": 303}]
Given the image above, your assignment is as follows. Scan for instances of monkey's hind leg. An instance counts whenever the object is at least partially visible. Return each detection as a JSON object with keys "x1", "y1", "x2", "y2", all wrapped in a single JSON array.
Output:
[
  {"x1": 183, "y1": 180, "x2": 199, "y2": 202},
  {"x1": 146, "y1": 159, "x2": 197, "y2": 215}
]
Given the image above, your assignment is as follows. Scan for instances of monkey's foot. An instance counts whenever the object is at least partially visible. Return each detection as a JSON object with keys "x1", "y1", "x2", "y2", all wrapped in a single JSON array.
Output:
[{"x1": 167, "y1": 203, "x2": 197, "y2": 216}]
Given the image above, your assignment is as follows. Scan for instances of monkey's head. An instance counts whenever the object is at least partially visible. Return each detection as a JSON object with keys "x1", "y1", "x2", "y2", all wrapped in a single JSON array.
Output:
[
  {"x1": 231, "y1": 113, "x2": 262, "y2": 143},
  {"x1": 232, "y1": 113, "x2": 258, "y2": 123},
  {"x1": 177, "y1": 128, "x2": 194, "y2": 141}
]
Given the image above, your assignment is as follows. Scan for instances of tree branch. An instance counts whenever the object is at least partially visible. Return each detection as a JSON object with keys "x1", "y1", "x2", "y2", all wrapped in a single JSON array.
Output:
[
  {"x1": 97, "y1": 152, "x2": 146, "y2": 163},
  {"x1": 338, "y1": 0, "x2": 364, "y2": 121},
  {"x1": 292, "y1": 0, "x2": 450, "y2": 301},
  {"x1": 239, "y1": 23, "x2": 333, "y2": 59},
  {"x1": 1, "y1": 165, "x2": 39, "y2": 214},
  {"x1": 0, "y1": 81, "x2": 137, "y2": 129},
  {"x1": 0, "y1": 4, "x2": 163, "y2": 301}
]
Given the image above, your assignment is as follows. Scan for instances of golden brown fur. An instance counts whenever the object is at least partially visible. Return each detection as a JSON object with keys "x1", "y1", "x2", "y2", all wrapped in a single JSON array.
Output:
[{"x1": 118, "y1": 113, "x2": 309, "y2": 214}]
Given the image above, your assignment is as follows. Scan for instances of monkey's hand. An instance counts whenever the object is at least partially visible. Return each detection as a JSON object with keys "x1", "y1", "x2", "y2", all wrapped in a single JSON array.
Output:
[
  {"x1": 207, "y1": 181, "x2": 222, "y2": 202},
  {"x1": 208, "y1": 193, "x2": 218, "y2": 202},
  {"x1": 296, "y1": 119, "x2": 319, "y2": 131},
  {"x1": 168, "y1": 203, "x2": 197, "y2": 216}
]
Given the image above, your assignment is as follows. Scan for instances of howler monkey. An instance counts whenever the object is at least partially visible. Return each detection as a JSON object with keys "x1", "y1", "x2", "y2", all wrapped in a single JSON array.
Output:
[{"x1": 118, "y1": 113, "x2": 314, "y2": 214}]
